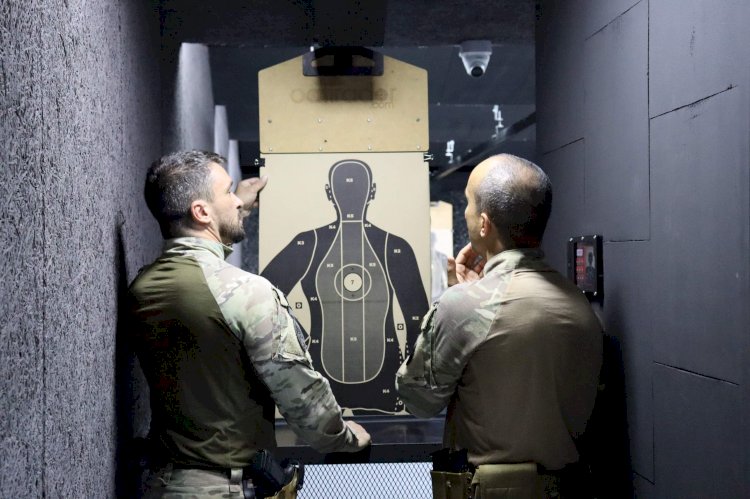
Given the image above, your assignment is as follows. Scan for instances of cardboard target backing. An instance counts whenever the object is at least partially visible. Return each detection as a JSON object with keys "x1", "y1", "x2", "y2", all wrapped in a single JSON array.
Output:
[{"x1": 258, "y1": 54, "x2": 428, "y2": 153}]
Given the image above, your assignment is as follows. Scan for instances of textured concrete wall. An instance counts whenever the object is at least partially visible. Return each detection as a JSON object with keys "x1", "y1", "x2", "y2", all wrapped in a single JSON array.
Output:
[
  {"x1": 0, "y1": 3, "x2": 46, "y2": 495},
  {"x1": 0, "y1": 1, "x2": 162, "y2": 497},
  {"x1": 537, "y1": 0, "x2": 750, "y2": 497}
]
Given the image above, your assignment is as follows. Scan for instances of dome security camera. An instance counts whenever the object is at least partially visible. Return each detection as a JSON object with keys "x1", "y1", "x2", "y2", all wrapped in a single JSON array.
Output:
[{"x1": 459, "y1": 40, "x2": 492, "y2": 78}]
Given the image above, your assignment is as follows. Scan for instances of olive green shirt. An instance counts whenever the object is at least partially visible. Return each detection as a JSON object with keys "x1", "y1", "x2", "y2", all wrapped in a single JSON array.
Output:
[{"x1": 128, "y1": 237, "x2": 360, "y2": 468}]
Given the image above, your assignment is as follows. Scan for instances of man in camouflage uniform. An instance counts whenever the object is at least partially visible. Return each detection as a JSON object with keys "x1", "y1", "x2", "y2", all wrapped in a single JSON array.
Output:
[
  {"x1": 128, "y1": 150, "x2": 370, "y2": 498},
  {"x1": 396, "y1": 154, "x2": 602, "y2": 498}
]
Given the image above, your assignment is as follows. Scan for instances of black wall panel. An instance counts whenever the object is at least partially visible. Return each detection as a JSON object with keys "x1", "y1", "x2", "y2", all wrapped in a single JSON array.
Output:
[
  {"x1": 580, "y1": 0, "x2": 641, "y2": 39},
  {"x1": 653, "y1": 364, "x2": 743, "y2": 498},
  {"x1": 583, "y1": 0, "x2": 649, "y2": 241},
  {"x1": 649, "y1": 0, "x2": 750, "y2": 118},
  {"x1": 602, "y1": 241, "x2": 654, "y2": 481},
  {"x1": 632, "y1": 474, "x2": 656, "y2": 499},
  {"x1": 538, "y1": 0, "x2": 750, "y2": 494},
  {"x1": 540, "y1": 140, "x2": 586, "y2": 274},
  {"x1": 650, "y1": 87, "x2": 749, "y2": 383},
  {"x1": 536, "y1": 0, "x2": 585, "y2": 153}
]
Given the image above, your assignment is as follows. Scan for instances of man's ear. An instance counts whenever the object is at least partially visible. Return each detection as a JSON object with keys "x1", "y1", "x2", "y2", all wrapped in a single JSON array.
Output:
[
  {"x1": 479, "y1": 212, "x2": 491, "y2": 238},
  {"x1": 189, "y1": 199, "x2": 212, "y2": 225}
]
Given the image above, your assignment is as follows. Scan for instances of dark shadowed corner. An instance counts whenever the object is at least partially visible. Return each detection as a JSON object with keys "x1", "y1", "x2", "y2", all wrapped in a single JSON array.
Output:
[
  {"x1": 113, "y1": 211, "x2": 149, "y2": 498},
  {"x1": 577, "y1": 328, "x2": 634, "y2": 499}
]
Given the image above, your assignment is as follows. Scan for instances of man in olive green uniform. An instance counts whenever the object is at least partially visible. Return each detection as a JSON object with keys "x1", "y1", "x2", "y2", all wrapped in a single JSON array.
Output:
[
  {"x1": 129, "y1": 151, "x2": 370, "y2": 498},
  {"x1": 396, "y1": 154, "x2": 602, "y2": 498}
]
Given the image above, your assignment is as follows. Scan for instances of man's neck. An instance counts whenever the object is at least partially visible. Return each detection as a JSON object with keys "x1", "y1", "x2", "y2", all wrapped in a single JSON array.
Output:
[
  {"x1": 484, "y1": 234, "x2": 543, "y2": 261},
  {"x1": 486, "y1": 244, "x2": 543, "y2": 262},
  {"x1": 173, "y1": 227, "x2": 222, "y2": 244},
  {"x1": 483, "y1": 239, "x2": 508, "y2": 262}
]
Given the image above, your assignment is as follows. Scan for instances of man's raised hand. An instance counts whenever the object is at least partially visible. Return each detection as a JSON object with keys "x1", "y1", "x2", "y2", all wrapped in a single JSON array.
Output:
[
  {"x1": 235, "y1": 175, "x2": 268, "y2": 217},
  {"x1": 447, "y1": 243, "x2": 485, "y2": 286}
]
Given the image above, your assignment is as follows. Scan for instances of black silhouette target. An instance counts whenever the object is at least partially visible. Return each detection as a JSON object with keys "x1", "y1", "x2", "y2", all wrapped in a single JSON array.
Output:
[
  {"x1": 316, "y1": 161, "x2": 390, "y2": 383},
  {"x1": 261, "y1": 159, "x2": 429, "y2": 414}
]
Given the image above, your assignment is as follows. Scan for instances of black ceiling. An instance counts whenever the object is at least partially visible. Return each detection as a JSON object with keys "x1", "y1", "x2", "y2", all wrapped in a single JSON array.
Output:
[
  {"x1": 159, "y1": 0, "x2": 537, "y2": 170},
  {"x1": 160, "y1": 0, "x2": 535, "y2": 46}
]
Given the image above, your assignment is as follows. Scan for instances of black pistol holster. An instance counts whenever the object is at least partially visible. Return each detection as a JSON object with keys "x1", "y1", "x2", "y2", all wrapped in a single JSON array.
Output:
[
  {"x1": 244, "y1": 450, "x2": 304, "y2": 498},
  {"x1": 430, "y1": 448, "x2": 474, "y2": 499}
]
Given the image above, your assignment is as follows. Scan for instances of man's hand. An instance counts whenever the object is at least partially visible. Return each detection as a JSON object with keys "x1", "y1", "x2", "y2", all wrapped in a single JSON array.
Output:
[
  {"x1": 235, "y1": 175, "x2": 268, "y2": 217},
  {"x1": 447, "y1": 243, "x2": 485, "y2": 286},
  {"x1": 346, "y1": 420, "x2": 372, "y2": 449}
]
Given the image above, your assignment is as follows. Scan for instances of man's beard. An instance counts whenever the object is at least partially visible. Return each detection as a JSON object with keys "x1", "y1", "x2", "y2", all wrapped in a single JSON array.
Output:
[{"x1": 219, "y1": 214, "x2": 246, "y2": 245}]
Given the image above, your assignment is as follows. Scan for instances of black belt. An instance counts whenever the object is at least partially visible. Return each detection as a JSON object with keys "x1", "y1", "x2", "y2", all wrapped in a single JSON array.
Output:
[
  {"x1": 172, "y1": 452, "x2": 303, "y2": 498},
  {"x1": 172, "y1": 463, "x2": 255, "y2": 479}
]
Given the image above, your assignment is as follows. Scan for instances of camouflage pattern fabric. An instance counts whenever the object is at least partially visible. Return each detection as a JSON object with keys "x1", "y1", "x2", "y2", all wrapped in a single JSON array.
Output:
[
  {"x1": 397, "y1": 246, "x2": 602, "y2": 471},
  {"x1": 163, "y1": 237, "x2": 360, "y2": 454},
  {"x1": 395, "y1": 250, "x2": 544, "y2": 417}
]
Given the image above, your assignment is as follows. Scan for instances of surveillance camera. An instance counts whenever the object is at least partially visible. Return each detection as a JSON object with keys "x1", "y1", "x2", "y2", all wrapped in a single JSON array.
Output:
[{"x1": 459, "y1": 40, "x2": 492, "y2": 78}]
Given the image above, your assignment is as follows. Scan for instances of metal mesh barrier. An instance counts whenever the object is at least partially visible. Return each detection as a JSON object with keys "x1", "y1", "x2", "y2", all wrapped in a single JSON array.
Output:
[{"x1": 298, "y1": 462, "x2": 432, "y2": 498}]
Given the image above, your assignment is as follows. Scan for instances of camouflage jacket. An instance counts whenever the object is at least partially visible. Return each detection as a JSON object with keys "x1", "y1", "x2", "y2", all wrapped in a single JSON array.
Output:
[
  {"x1": 131, "y1": 237, "x2": 361, "y2": 462},
  {"x1": 396, "y1": 248, "x2": 602, "y2": 468}
]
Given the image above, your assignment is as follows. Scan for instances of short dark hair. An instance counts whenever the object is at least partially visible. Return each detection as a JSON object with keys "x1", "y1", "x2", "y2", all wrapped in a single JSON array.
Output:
[
  {"x1": 474, "y1": 154, "x2": 553, "y2": 248},
  {"x1": 144, "y1": 150, "x2": 226, "y2": 238}
]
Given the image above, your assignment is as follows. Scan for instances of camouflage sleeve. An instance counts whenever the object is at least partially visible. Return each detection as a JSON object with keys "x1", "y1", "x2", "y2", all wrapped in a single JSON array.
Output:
[
  {"x1": 396, "y1": 285, "x2": 490, "y2": 418},
  {"x1": 224, "y1": 278, "x2": 361, "y2": 453}
]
